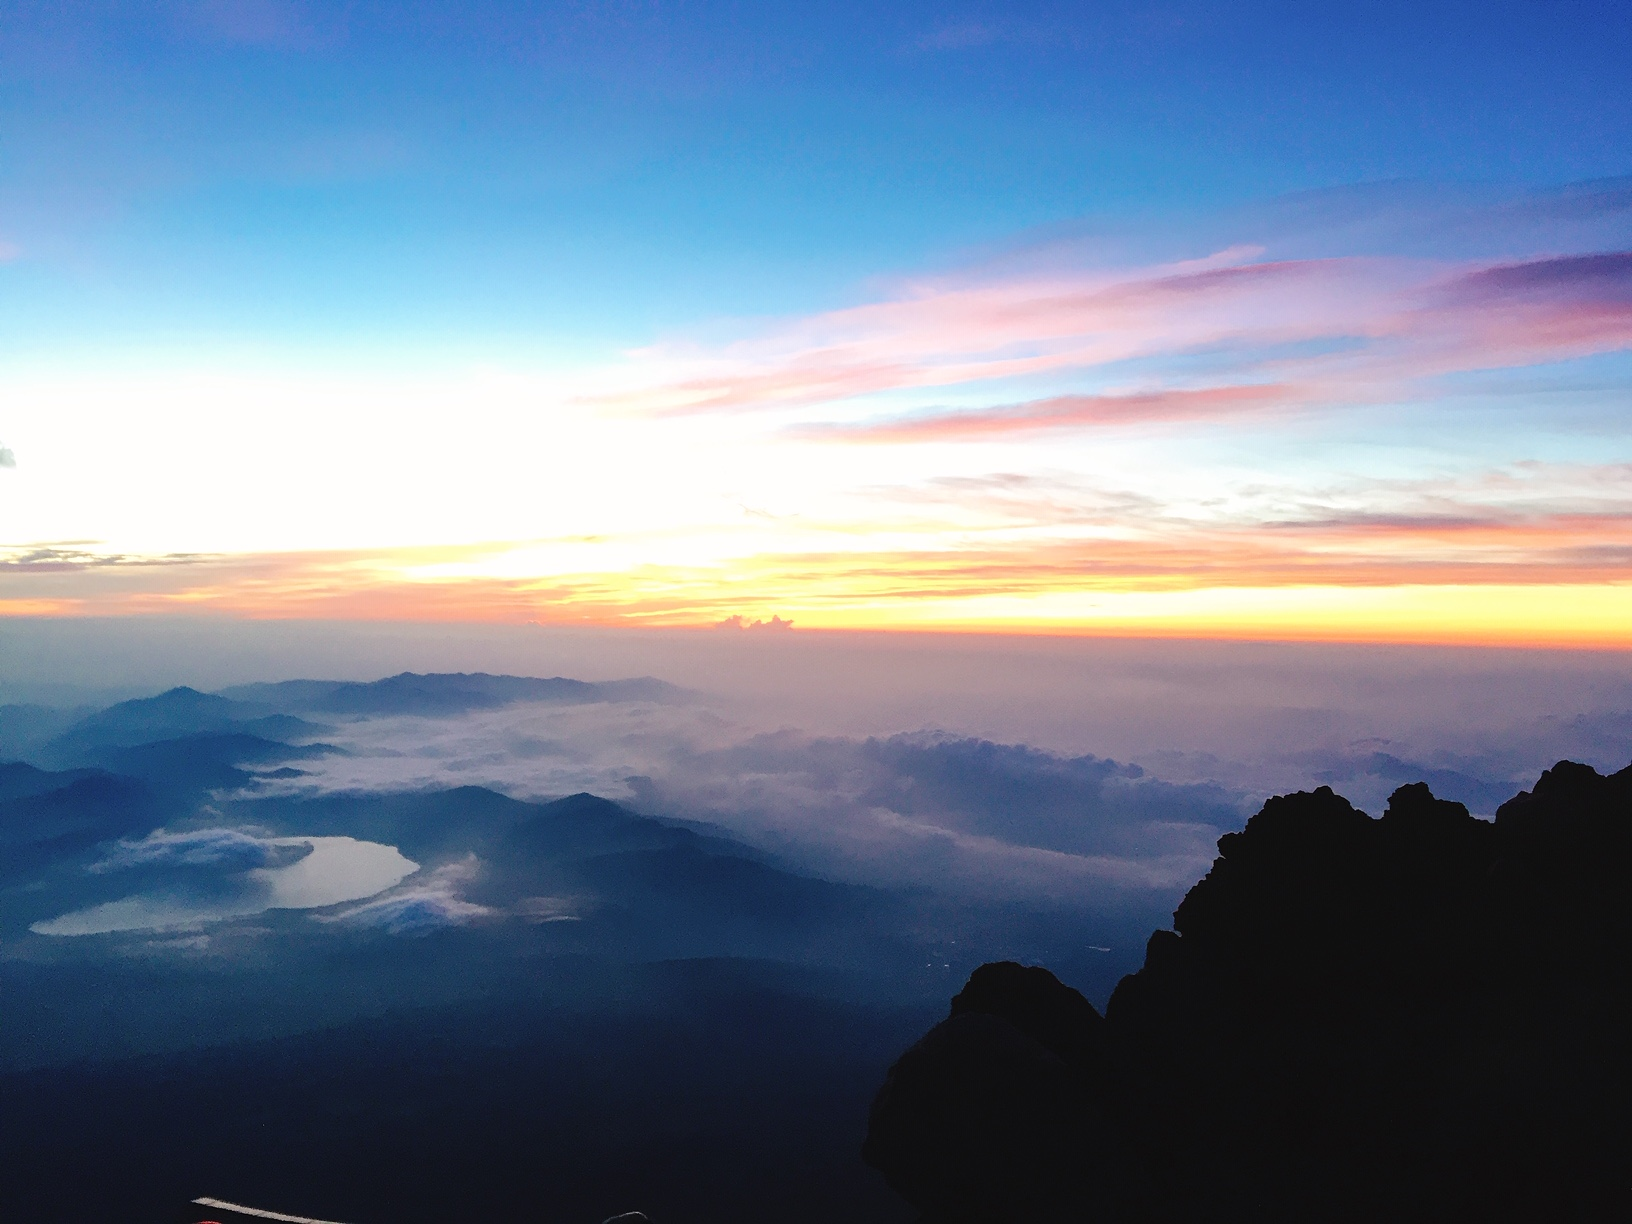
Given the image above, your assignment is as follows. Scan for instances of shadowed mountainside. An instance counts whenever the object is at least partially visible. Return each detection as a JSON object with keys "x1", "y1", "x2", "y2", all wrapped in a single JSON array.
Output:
[
  {"x1": 1, "y1": 676, "x2": 1148, "y2": 1089},
  {"x1": 864, "y1": 760, "x2": 1632, "y2": 1222},
  {"x1": 1, "y1": 673, "x2": 1161, "y2": 1224},
  {"x1": 6, "y1": 960, "x2": 929, "y2": 1224},
  {"x1": 0, "y1": 763, "x2": 162, "y2": 884},
  {"x1": 36, "y1": 687, "x2": 328, "y2": 767}
]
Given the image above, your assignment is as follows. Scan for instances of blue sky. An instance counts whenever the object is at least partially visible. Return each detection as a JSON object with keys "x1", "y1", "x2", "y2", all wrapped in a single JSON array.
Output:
[
  {"x1": 7, "y1": 1, "x2": 1630, "y2": 350},
  {"x1": 2, "y1": 2, "x2": 1631, "y2": 641}
]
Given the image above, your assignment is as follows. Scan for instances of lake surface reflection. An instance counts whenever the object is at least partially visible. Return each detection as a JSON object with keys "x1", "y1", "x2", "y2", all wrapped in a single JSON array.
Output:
[{"x1": 32, "y1": 836, "x2": 418, "y2": 936}]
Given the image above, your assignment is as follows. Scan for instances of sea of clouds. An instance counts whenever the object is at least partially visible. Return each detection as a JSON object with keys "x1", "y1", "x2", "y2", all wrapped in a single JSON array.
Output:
[
  {"x1": 248, "y1": 651, "x2": 1632, "y2": 906},
  {"x1": 7, "y1": 621, "x2": 1631, "y2": 915}
]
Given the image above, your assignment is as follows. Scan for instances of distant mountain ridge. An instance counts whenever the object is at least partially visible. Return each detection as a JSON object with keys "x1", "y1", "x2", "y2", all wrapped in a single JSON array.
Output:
[
  {"x1": 0, "y1": 672, "x2": 690, "y2": 796},
  {"x1": 3, "y1": 673, "x2": 684, "y2": 774},
  {"x1": 0, "y1": 765, "x2": 161, "y2": 886},
  {"x1": 0, "y1": 761, "x2": 102, "y2": 803},
  {"x1": 0, "y1": 704, "x2": 87, "y2": 762},
  {"x1": 35, "y1": 687, "x2": 328, "y2": 769},
  {"x1": 218, "y1": 672, "x2": 686, "y2": 716}
]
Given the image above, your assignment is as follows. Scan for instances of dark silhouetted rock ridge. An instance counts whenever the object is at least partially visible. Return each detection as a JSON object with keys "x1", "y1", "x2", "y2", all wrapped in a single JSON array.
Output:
[{"x1": 864, "y1": 761, "x2": 1632, "y2": 1222}]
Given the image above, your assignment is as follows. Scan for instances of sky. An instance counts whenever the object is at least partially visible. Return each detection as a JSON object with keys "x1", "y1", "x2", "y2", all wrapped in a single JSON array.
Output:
[{"x1": 3, "y1": 1, "x2": 1632, "y2": 643}]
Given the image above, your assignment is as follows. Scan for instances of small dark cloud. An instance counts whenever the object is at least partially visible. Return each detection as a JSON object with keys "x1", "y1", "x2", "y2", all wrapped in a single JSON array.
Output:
[
  {"x1": 1445, "y1": 250, "x2": 1632, "y2": 303},
  {"x1": 1478, "y1": 178, "x2": 1632, "y2": 231},
  {"x1": 717, "y1": 614, "x2": 794, "y2": 630},
  {"x1": 918, "y1": 21, "x2": 1001, "y2": 51},
  {"x1": 0, "y1": 544, "x2": 208, "y2": 571}
]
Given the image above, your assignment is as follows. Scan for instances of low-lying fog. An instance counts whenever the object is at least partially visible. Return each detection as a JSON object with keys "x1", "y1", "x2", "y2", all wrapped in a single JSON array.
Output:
[{"x1": 253, "y1": 701, "x2": 1239, "y2": 900}]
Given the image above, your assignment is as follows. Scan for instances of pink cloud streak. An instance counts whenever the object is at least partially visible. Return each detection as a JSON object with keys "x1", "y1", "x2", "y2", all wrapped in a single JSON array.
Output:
[
  {"x1": 798, "y1": 384, "x2": 1296, "y2": 442},
  {"x1": 595, "y1": 248, "x2": 1632, "y2": 437}
]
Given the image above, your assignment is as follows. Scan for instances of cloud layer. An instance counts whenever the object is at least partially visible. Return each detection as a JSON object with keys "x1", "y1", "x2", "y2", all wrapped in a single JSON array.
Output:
[
  {"x1": 601, "y1": 247, "x2": 1632, "y2": 434},
  {"x1": 218, "y1": 642, "x2": 1632, "y2": 905}
]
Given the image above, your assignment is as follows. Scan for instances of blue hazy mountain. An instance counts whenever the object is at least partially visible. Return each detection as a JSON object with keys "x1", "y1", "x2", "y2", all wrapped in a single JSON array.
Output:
[
  {"x1": 1, "y1": 670, "x2": 1159, "y2": 1060},
  {"x1": 79, "y1": 733, "x2": 340, "y2": 794},
  {"x1": 0, "y1": 704, "x2": 87, "y2": 762},
  {"x1": 0, "y1": 670, "x2": 1173, "y2": 1224},
  {"x1": 38, "y1": 687, "x2": 327, "y2": 768},
  {"x1": 218, "y1": 671, "x2": 685, "y2": 716},
  {"x1": 0, "y1": 765, "x2": 160, "y2": 886},
  {"x1": 0, "y1": 760, "x2": 102, "y2": 802},
  {"x1": 2, "y1": 772, "x2": 1147, "y2": 1072}
]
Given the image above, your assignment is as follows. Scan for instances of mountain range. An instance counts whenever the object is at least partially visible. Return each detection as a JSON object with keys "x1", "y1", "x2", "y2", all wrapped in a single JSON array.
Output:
[
  {"x1": 10, "y1": 671, "x2": 1612, "y2": 1221},
  {"x1": 1, "y1": 672, "x2": 1136, "y2": 1222}
]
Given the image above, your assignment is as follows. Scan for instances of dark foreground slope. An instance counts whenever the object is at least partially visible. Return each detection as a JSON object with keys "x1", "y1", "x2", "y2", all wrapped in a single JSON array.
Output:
[
  {"x1": 6, "y1": 960, "x2": 927, "y2": 1224},
  {"x1": 865, "y1": 761, "x2": 1632, "y2": 1223}
]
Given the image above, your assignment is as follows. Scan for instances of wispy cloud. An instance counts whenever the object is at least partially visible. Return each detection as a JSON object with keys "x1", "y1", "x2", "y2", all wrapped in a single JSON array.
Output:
[
  {"x1": 594, "y1": 248, "x2": 1342, "y2": 416},
  {"x1": 4, "y1": 187, "x2": 1629, "y2": 642},
  {"x1": 800, "y1": 384, "x2": 1294, "y2": 442},
  {"x1": 6, "y1": 470, "x2": 1630, "y2": 643},
  {"x1": 592, "y1": 247, "x2": 1632, "y2": 437},
  {"x1": 89, "y1": 827, "x2": 312, "y2": 873}
]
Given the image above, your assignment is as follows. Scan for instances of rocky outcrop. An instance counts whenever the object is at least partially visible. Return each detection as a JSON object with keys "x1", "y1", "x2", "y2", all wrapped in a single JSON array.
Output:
[
  {"x1": 864, "y1": 762, "x2": 1632, "y2": 1222},
  {"x1": 863, "y1": 962, "x2": 1131, "y2": 1222}
]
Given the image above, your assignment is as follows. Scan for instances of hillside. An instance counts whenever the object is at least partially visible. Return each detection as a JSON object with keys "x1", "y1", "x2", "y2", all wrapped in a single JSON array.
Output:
[{"x1": 865, "y1": 761, "x2": 1632, "y2": 1222}]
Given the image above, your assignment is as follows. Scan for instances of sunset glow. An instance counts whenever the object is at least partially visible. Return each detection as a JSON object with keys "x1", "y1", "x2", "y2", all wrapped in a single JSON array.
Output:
[
  {"x1": 8, "y1": 12, "x2": 1632, "y2": 1224},
  {"x1": 3, "y1": 5, "x2": 1630, "y2": 645}
]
